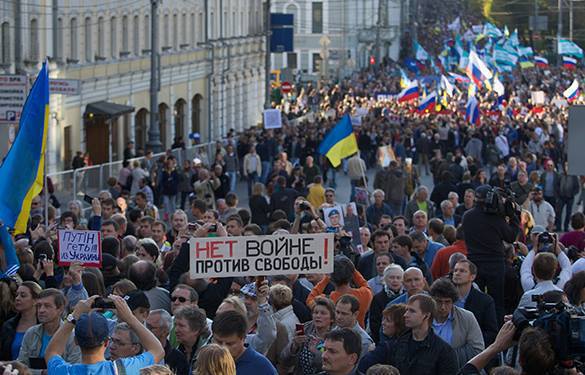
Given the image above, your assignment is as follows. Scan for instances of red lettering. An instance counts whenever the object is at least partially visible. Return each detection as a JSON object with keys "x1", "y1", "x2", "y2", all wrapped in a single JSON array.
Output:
[
  {"x1": 196, "y1": 241, "x2": 209, "y2": 259},
  {"x1": 225, "y1": 240, "x2": 237, "y2": 257},
  {"x1": 209, "y1": 241, "x2": 223, "y2": 259}
]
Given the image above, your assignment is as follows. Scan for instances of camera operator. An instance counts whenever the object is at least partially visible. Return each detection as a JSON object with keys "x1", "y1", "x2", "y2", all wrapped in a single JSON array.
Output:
[
  {"x1": 519, "y1": 229, "x2": 572, "y2": 293},
  {"x1": 458, "y1": 322, "x2": 557, "y2": 375},
  {"x1": 462, "y1": 185, "x2": 520, "y2": 325}
]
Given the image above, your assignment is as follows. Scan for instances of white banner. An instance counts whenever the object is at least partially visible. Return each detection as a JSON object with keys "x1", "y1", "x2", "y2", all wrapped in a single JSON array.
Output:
[
  {"x1": 50, "y1": 79, "x2": 80, "y2": 96},
  {"x1": 57, "y1": 229, "x2": 102, "y2": 267},
  {"x1": 0, "y1": 75, "x2": 28, "y2": 124},
  {"x1": 189, "y1": 233, "x2": 334, "y2": 278}
]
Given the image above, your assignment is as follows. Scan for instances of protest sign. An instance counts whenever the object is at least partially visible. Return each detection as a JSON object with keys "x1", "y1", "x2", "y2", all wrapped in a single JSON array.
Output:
[
  {"x1": 189, "y1": 233, "x2": 334, "y2": 278},
  {"x1": 531, "y1": 91, "x2": 546, "y2": 105},
  {"x1": 57, "y1": 229, "x2": 101, "y2": 267},
  {"x1": 263, "y1": 109, "x2": 282, "y2": 129}
]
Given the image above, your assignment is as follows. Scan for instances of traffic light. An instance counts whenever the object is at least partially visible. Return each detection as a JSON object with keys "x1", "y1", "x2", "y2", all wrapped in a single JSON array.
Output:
[{"x1": 369, "y1": 55, "x2": 376, "y2": 65}]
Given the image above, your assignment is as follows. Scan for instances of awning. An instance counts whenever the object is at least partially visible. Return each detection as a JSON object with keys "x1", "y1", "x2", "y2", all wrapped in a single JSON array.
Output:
[{"x1": 84, "y1": 101, "x2": 135, "y2": 119}]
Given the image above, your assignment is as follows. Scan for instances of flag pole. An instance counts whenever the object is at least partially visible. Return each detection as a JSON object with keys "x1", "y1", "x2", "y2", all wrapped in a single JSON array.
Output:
[
  {"x1": 357, "y1": 151, "x2": 369, "y2": 194},
  {"x1": 44, "y1": 62, "x2": 49, "y2": 227}
]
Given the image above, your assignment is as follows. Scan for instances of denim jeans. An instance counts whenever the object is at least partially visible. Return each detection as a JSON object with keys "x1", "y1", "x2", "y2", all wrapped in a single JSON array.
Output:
[
  {"x1": 261, "y1": 161, "x2": 272, "y2": 184},
  {"x1": 227, "y1": 171, "x2": 238, "y2": 193},
  {"x1": 247, "y1": 172, "x2": 259, "y2": 197},
  {"x1": 162, "y1": 194, "x2": 176, "y2": 222}
]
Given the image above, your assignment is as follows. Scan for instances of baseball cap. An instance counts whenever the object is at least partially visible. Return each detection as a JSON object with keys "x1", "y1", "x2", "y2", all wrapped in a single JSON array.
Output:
[
  {"x1": 240, "y1": 283, "x2": 257, "y2": 298},
  {"x1": 532, "y1": 185, "x2": 543, "y2": 192},
  {"x1": 75, "y1": 311, "x2": 109, "y2": 348},
  {"x1": 531, "y1": 225, "x2": 546, "y2": 234},
  {"x1": 124, "y1": 290, "x2": 150, "y2": 311}
]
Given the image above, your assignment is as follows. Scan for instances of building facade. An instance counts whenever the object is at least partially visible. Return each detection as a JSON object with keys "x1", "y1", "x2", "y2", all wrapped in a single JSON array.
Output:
[
  {"x1": 269, "y1": 0, "x2": 402, "y2": 79},
  {"x1": 0, "y1": 0, "x2": 266, "y2": 172}
]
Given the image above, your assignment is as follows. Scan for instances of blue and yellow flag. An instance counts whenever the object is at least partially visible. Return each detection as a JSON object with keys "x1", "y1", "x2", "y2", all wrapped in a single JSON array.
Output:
[
  {"x1": 318, "y1": 114, "x2": 358, "y2": 168},
  {"x1": 0, "y1": 63, "x2": 49, "y2": 234}
]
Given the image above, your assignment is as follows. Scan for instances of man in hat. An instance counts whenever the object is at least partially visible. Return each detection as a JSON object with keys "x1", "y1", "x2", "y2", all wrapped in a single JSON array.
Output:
[
  {"x1": 45, "y1": 295, "x2": 164, "y2": 374},
  {"x1": 328, "y1": 208, "x2": 342, "y2": 228}
]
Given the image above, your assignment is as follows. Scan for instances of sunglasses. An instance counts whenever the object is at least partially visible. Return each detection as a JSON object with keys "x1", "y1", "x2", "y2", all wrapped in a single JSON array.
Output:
[{"x1": 171, "y1": 296, "x2": 188, "y2": 303}]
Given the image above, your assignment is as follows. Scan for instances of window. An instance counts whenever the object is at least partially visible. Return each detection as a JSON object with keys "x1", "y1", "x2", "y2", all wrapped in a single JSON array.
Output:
[
  {"x1": 232, "y1": 11, "x2": 236, "y2": 36},
  {"x1": 190, "y1": 13, "x2": 195, "y2": 46},
  {"x1": 1, "y1": 22, "x2": 9, "y2": 65},
  {"x1": 287, "y1": 52, "x2": 297, "y2": 70},
  {"x1": 110, "y1": 17, "x2": 117, "y2": 58},
  {"x1": 122, "y1": 15, "x2": 129, "y2": 53},
  {"x1": 182, "y1": 14, "x2": 187, "y2": 46},
  {"x1": 70, "y1": 18, "x2": 78, "y2": 60},
  {"x1": 223, "y1": 11, "x2": 227, "y2": 37},
  {"x1": 312, "y1": 53, "x2": 322, "y2": 73},
  {"x1": 84, "y1": 17, "x2": 92, "y2": 62},
  {"x1": 312, "y1": 2, "x2": 323, "y2": 34},
  {"x1": 97, "y1": 17, "x2": 104, "y2": 57},
  {"x1": 163, "y1": 14, "x2": 169, "y2": 47},
  {"x1": 133, "y1": 15, "x2": 139, "y2": 55},
  {"x1": 144, "y1": 15, "x2": 150, "y2": 52},
  {"x1": 56, "y1": 18, "x2": 63, "y2": 61},
  {"x1": 173, "y1": 14, "x2": 178, "y2": 49},
  {"x1": 30, "y1": 19, "x2": 39, "y2": 62},
  {"x1": 198, "y1": 12, "x2": 204, "y2": 42}
]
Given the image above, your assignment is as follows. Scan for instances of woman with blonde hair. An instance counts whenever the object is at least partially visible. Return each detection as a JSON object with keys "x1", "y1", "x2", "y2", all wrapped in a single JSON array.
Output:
[{"x1": 193, "y1": 344, "x2": 235, "y2": 375}]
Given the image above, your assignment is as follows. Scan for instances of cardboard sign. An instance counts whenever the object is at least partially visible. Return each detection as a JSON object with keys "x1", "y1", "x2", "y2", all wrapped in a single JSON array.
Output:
[
  {"x1": 531, "y1": 91, "x2": 546, "y2": 104},
  {"x1": 58, "y1": 229, "x2": 102, "y2": 267},
  {"x1": 189, "y1": 233, "x2": 334, "y2": 278},
  {"x1": 263, "y1": 109, "x2": 282, "y2": 129}
]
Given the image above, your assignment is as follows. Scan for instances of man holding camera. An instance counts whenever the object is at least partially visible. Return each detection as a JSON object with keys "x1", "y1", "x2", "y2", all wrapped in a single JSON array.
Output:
[
  {"x1": 45, "y1": 295, "x2": 164, "y2": 374},
  {"x1": 519, "y1": 228, "x2": 571, "y2": 293},
  {"x1": 462, "y1": 185, "x2": 520, "y2": 325}
]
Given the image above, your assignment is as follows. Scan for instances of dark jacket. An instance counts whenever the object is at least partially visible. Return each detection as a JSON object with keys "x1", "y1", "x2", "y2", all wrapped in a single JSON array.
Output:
[
  {"x1": 161, "y1": 169, "x2": 179, "y2": 196},
  {"x1": 464, "y1": 287, "x2": 498, "y2": 346},
  {"x1": 249, "y1": 195, "x2": 271, "y2": 226},
  {"x1": 164, "y1": 340, "x2": 191, "y2": 375},
  {"x1": 291, "y1": 280, "x2": 312, "y2": 322},
  {"x1": 358, "y1": 329, "x2": 458, "y2": 375},
  {"x1": 168, "y1": 242, "x2": 233, "y2": 319},
  {"x1": 0, "y1": 315, "x2": 20, "y2": 360},
  {"x1": 368, "y1": 288, "x2": 403, "y2": 344},
  {"x1": 462, "y1": 207, "x2": 519, "y2": 263}
]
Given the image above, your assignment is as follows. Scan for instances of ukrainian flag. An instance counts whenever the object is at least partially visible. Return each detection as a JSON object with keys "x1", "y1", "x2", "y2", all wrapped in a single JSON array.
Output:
[
  {"x1": 0, "y1": 63, "x2": 49, "y2": 234},
  {"x1": 318, "y1": 114, "x2": 358, "y2": 168}
]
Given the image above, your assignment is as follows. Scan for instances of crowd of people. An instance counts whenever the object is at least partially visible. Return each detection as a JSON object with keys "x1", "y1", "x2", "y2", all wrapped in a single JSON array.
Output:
[{"x1": 3, "y1": 2, "x2": 585, "y2": 375}]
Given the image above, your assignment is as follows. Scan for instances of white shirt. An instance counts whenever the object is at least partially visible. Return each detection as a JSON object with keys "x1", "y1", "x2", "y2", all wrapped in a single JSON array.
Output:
[
  {"x1": 518, "y1": 280, "x2": 562, "y2": 309},
  {"x1": 528, "y1": 200, "x2": 555, "y2": 229}
]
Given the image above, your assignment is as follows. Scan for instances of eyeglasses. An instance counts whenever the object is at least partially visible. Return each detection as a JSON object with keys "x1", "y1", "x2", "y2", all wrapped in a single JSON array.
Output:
[
  {"x1": 171, "y1": 296, "x2": 188, "y2": 303},
  {"x1": 110, "y1": 338, "x2": 134, "y2": 347}
]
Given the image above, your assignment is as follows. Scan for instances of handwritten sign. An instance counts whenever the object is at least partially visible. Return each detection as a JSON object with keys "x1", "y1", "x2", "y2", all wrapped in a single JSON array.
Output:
[
  {"x1": 58, "y1": 230, "x2": 102, "y2": 267},
  {"x1": 189, "y1": 233, "x2": 334, "y2": 278}
]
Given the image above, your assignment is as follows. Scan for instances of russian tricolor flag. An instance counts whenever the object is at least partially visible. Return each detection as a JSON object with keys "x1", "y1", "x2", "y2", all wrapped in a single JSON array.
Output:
[
  {"x1": 563, "y1": 79, "x2": 580, "y2": 102},
  {"x1": 465, "y1": 96, "x2": 480, "y2": 126},
  {"x1": 418, "y1": 92, "x2": 437, "y2": 112},
  {"x1": 535, "y1": 56, "x2": 548, "y2": 68},
  {"x1": 466, "y1": 50, "x2": 493, "y2": 89},
  {"x1": 397, "y1": 82, "x2": 419, "y2": 103},
  {"x1": 563, "y1": 56, "x2": 577, "y2": 70}
]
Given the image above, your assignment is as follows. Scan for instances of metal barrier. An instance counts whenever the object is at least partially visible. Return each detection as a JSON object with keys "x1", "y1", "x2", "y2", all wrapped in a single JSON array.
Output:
[{"x1": 48, "y1": 142, "x2": 215, "y2": 209}]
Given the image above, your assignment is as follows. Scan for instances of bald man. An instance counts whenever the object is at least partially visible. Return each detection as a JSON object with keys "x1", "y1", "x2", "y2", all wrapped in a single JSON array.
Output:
[{"x1": 387, "y1": 267, "x2": 426, "y2": 306}]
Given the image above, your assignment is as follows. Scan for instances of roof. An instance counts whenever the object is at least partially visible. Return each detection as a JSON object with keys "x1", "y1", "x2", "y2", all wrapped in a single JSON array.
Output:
[{"x1": 84, "y1": 101, "x2": 135, "y2": 119}]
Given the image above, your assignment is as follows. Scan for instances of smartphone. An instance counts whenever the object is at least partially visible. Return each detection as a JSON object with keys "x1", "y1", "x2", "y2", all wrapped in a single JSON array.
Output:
[
  {"x1": 38, "y1": 254, "x2": 48, "y2": 263},
  {"x1": 92, "y1": 297, "x2": 116, "y2": 309},
  {"x1": 295, "y1": 323, "x2": 305, "y2": 335},
  {"x1": 83, "y1": 194, "x2": 94, "y2": 205},
  {"x1": 187, "y1": 222, "x2": 199, "y2": 231}
]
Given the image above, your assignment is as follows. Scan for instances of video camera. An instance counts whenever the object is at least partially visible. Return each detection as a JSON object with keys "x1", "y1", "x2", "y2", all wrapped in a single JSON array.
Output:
[
  {"x1": 512, "y1": 292, "x2": 585, "y2": 369},
  {"x1": 478, "y1": 186, "x2": 521, "y2": 220},
  {"x1": 537, "y1": 232, "x2": 558, "y2": 253}
]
